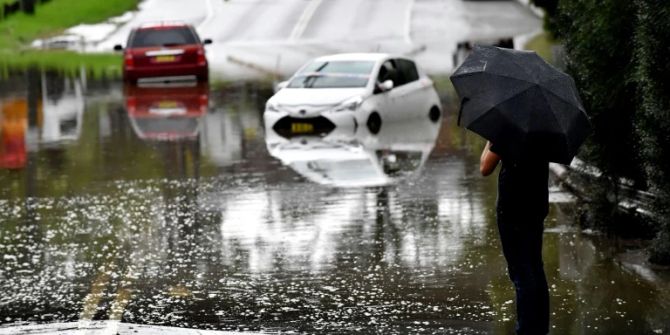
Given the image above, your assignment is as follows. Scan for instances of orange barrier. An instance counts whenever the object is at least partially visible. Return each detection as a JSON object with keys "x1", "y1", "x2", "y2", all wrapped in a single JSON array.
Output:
[{"x1": 0, "y1": 99, "x2": 28, "y2": 170}]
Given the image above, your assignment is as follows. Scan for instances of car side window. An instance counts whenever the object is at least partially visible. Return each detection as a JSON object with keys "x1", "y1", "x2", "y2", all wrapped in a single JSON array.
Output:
[
  {"x1": 395, "y1": 59, "x2": 420, "y2": 86},
  {"x1": 377, "y1": 60, "x2": 399, "y2": 84}
]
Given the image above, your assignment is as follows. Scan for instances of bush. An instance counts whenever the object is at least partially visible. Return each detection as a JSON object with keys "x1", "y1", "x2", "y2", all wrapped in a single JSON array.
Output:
[
  {"x1": 556, "y1": 0, "x2": 642, "y2": 183},
  {"x1": 555, "y1": 0, "x2": 670, "y2": 264},
  {"x1": 555, "y1": 0, "x2": 644, "y2": 236},
  {"x1": 529, "y1": 0, "x2": 559, "y2": 35},
  {"x1": 634, "y1": 0, "x2": 670, "y2": 265}
]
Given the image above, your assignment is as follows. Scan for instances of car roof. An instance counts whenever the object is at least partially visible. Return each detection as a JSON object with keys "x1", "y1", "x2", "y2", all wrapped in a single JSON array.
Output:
[
  {"x1": 136, "y1": 21, "x2": 192, "y2": 30},
  {"x1": 312, "y1": 53, "x2": 393, "y2": 62}
]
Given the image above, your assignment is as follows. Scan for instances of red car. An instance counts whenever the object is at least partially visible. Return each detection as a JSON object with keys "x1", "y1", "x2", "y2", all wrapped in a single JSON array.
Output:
[{"x1": 116, "y1": 23, "x2": 212, "y2": 83}]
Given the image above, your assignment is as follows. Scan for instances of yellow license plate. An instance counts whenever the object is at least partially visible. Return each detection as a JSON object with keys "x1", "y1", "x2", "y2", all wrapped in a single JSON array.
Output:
[
  {"x1": 291, "y1": 123, "x2": 314, "y2": 134},
  {"x1": 154, "y1": 55, "x2": 176, "y2": 63},
  {"x1": 157, "y1": 101, "x2": 178, "y2": 108}
]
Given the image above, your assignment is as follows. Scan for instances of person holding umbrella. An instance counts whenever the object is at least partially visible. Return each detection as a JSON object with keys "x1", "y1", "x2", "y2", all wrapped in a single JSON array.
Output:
[{"x1": 451, "y1": 45, "x2": 590, "y2": 335}]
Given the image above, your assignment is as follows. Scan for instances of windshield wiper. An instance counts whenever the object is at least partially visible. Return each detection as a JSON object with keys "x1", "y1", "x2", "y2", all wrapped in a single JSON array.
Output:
[
  {"x1": 302, "y1": 75, "x2": 318, "y2": 88},
  {"x1": 314, "y1": 62, "x2": 329, "y2": 73}
]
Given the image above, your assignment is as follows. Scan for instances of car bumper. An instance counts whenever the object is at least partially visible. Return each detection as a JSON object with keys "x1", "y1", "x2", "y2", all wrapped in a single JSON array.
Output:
[
  {"x1": 264, "y1": 111, "x2": 357, "y2": 139},
  {"x1": 124, "y1": 64, "x2": 208, "y2": 82}
]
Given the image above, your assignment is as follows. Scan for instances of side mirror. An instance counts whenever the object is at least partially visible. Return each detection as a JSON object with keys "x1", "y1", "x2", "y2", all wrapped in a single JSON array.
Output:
[
  {"x1": 203, "y1": 39, "x2": 213, "y2": 45},
  {"x1": 274, "y1": 80, "x2": 289, "y2": 92},
  {"x1": 378, "y1": 79, "x2": 394, "y2": 92},
  {"x1": 113, "y1": 44, "x2": 123, "y2": 51}
]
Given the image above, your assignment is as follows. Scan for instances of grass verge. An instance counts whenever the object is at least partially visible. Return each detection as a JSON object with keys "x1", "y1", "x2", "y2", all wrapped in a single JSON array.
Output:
[
  {"x1": 0, "y1": 0, "x2": 137, "y2": 75},
  {"x1": 524, "y1": 31, "x2": 555, "y2": 63},
  {"x1": 0, "y1": 50, "x2": 122, "y2": 79}
]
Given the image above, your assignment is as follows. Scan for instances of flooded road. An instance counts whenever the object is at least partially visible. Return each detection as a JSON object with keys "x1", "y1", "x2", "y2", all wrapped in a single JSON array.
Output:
[{"x1": 1, "y1": 72, "x2": 669, "y2": 334}]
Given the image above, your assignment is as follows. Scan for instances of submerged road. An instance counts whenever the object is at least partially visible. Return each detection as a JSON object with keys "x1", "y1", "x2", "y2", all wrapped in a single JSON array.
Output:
[{"x1": 1, "y1": 72, "x2": 669, "y2": 334}]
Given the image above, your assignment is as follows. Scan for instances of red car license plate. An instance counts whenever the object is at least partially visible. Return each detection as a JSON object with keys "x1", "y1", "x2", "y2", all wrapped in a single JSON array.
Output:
[{"x1": 154, "y1": 55, "x2": 176, "y2": 63}]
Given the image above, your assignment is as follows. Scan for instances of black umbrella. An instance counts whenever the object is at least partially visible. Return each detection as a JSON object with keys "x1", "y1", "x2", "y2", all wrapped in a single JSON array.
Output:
[{"x1": 450, "y1": 45, "x2": 590, "y2": 164}]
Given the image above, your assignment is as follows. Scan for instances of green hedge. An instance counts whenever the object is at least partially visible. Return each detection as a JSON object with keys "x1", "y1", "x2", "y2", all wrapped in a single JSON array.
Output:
[{"x1": 553, "y1": 0, "x2": 670, "y2": 264}]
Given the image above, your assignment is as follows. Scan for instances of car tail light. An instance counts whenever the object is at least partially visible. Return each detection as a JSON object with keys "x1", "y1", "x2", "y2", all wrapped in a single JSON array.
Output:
[
  {"x1": 197, "y1": 48, "x2": 206, "y2": 66},
  {"x1": 126, "y1": 97, "x2": 137, "y2": 114},
  {"x1": 124, "y1": 53, "x2": 134, "y2": 67},
  {"x1": 199, "y1": 94, "x2": 208, "y2": 113}
]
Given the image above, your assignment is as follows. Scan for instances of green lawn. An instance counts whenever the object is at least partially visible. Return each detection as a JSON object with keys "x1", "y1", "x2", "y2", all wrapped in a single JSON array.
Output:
[{"x1": 0, "y1": 0, "x2": 137, "y2": 75}]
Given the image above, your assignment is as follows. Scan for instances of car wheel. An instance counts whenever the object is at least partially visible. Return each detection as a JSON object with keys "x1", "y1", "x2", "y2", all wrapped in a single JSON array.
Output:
[
  {"x1": 367, "y1": 112, "x2": 382, "y2": 134},
  {"x1": 429, "y1": 106, "x2": 441, "y2": 123}
]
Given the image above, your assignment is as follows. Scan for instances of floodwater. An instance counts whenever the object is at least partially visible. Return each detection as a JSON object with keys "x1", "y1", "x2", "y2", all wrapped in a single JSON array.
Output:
[{"x1": 0, "y1": 71, "x2": 669, "y2": 334}]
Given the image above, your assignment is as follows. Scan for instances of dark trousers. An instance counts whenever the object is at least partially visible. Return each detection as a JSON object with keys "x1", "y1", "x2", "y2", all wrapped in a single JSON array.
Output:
[{"x1": 497, "y1": 210, "x2": 549, "y2": 335}]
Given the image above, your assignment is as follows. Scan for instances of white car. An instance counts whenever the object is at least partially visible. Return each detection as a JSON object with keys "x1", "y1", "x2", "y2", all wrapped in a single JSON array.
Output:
[
  {"x1": 265, "y1": 116, "x2": 441, "y2": 188},
  {"x1": 264, "y1": 53, "x2": 442, "y2": 138}
]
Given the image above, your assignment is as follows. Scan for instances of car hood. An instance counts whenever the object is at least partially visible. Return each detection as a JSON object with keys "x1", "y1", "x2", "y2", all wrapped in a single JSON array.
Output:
[{"x1": 269, "y1": 88, "x2": 367, "y2": 107}]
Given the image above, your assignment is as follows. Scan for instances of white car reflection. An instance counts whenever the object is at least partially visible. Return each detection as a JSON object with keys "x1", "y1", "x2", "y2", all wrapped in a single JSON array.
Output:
[
  {"x1": 265, "y1": 117, "x2": 441, "y2": 187},
  {"x1": 264, "y1": 53, "x2": 442, "y2": 137},
  {"x1": 39, "y1": 76, "x2": 85, "y2": 146}
]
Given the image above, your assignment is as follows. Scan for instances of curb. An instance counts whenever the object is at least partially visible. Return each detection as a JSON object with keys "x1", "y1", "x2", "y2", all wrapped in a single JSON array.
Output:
[{"x1": 550, "y1": 158, "x2": 657, "y2": 219}]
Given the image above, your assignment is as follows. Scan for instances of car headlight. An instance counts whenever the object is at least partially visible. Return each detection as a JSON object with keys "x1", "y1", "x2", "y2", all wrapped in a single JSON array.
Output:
[
  {"x1": 333, "y1": 96, "x2": 363, "y2": 112},
  {"x1": 266, "y1": 101, "x2": 281, "y2": 112}
]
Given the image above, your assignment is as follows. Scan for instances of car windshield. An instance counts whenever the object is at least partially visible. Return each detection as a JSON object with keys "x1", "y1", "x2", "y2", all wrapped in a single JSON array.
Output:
[
  {"x1": 287, "y1": 61, "x2": 374, "y2": 89},
  {"x1": 129, "y1": 27, "x2": 198, "y2": 48}
]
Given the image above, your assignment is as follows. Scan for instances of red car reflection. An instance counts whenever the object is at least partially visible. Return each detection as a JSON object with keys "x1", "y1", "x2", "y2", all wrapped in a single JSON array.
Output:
[
  {"x1": 116, "y1": 23, "x2": 211, "y2": 83},
  {"x1": 125, "y1": 83, "x2": 209, "y2": 141}
]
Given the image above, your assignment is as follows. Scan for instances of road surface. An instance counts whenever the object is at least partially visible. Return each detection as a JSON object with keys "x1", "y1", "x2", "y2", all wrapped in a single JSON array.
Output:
[{"x1": 72, "y1": 0, "x2": 541, "y2": 80}]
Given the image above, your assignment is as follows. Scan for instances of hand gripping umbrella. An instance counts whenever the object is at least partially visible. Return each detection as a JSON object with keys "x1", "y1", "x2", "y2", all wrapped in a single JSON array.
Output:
[{"x1": 450, "y1": 45, "x2": 590, "y2": 164}]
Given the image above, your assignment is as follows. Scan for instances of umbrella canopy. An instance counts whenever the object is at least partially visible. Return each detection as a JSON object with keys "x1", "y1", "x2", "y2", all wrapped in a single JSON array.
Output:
[{"x1": 450, "y1": 45, "x2": 590, "y2": 164}]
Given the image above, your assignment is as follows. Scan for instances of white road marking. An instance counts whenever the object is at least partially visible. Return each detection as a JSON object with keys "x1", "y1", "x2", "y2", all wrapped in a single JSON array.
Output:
[
  {"x1": 198, "y1": 0, "x2": 216, "y2": 30},
  {"x1": 289, "y1": 0, "x2": 324, "y2": 41},
  {"x1": 404, "y1": 0, "x2": 415, "y2": 44}
]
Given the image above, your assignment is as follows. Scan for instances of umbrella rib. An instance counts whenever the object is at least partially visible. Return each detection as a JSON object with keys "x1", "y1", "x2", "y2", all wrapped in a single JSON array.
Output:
[
  {"x1": 505, "y1": 52, "x2": 536, "y2": 83},
  {"x1": 466, "y1": 84, "x2": 537, "y2": 130},
  {"x1": 541, "y1": 84, "x2": 584, "y2": 111},
  {"x1": 542, "y1": 87, "x2": 587, "y2": 153},
  {"x1": 539, "y1": 88, "x2": 572, "y2": 150},
  {"x1": 456, "y1": 73, "x2": 537, "y2": 104},
  {"x1": 454, "y1": 70, "x2": 534, "y2": 84}
]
